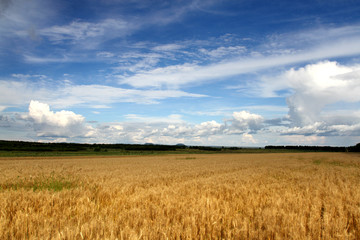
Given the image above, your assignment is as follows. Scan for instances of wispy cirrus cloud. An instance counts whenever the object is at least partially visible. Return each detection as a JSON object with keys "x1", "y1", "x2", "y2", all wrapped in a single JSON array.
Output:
[
  {"x1": 119, "y1": 25, "x2": 360, "y2": 89},
  {"x1": 0, "y1": 78, "x2": 206, "y2": 110},
  {"x1": 23, "y1": 54, "x2": 76, "y2": 63},
  {"x1": 281, "y1": 122, "x2": 360, "y2": 137},
  {"x1": 39, "y1": 19, "x2": 135, "y2": 47},
  {"x1": 2, "y1": 0, "x2": 222, "y2": 62},
  {"x1": 152, "y1": 43, "x2": 184, "y2": 52},
  {"x1": 199, "y1": 45, "x2": 246, "y2": 58}
]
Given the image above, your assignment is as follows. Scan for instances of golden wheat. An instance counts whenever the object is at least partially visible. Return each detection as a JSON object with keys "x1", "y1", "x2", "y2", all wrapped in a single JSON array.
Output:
[{"x1": 1, "y1": 153, "x2": 360, "y2": 239}]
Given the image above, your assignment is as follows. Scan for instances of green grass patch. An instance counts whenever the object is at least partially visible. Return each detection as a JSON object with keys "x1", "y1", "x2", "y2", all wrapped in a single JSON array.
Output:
[
  {"x1": 329, "y1": 161, "x2": 344, "y2": 167},
  {"x1": 328, "y1": 160, "x2": 358, "y2": 168},
  {"x1": 312, "y1": 158, "x2": 358, "y2": 168},
  {"x1": 313, "y1": 159, "x2": 322, "y2": 165},
  {"x1": 176, "y1": 156, "x2": 197, "y2": 160},
  {"x1": 1, "y1": 172, "x2": 77, "y2": 192},
  {"x1": 0, "y1": 145, "x2": 324, "y2": 157}
]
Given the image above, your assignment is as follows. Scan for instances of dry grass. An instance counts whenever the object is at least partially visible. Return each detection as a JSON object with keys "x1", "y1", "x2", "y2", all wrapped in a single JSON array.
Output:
[{"x1": 1, "y1": 153, "x2": 360, "y2": 239}]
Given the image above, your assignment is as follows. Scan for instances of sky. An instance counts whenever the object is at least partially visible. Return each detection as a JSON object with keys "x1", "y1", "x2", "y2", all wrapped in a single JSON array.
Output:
[{"x1": 1, "y1": 0, "x2": 360, "y2": 147}]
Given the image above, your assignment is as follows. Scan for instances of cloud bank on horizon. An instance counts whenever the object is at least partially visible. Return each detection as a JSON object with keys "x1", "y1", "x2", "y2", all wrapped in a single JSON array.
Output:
[{"x1": 1, "y1": 0, "x2": 360, "y2": 146}]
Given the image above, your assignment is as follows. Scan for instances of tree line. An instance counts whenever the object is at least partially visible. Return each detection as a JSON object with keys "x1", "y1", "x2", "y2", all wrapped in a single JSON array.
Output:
[
  {"x1": 0, "y1": 140, "x2": 359, "y2": 152},
  {"x1": 265, "y1": 144, "x2": 360, "y2": 152}
]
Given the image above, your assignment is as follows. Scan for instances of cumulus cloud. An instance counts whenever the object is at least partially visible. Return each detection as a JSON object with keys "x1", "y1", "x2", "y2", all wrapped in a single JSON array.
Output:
[
  {"x1": 256, "y1": 61, "x2": 360, "y2": 137},
  {"x1": 87, "y1": 110, "x2": 266, "y2": 145},
  {"x1": 158, "y1": 120, "x2": 223, "y2": 138},
  {"x1": 194, "y1": 121, "x2": 223, "y2": 136},
  {"x1": 284, "y1": 61, "x2": 360, "y2": 125},
  {"x1": 27, "y1": 100, "x2": 93, "y2": 138},
  {"x1": 225, "y1": 111, "x2": 264, "y2": 134},
  {"x1": 241, "y1": 133, "x2": 257, "y2": 144},
  {"x1": 119, "y1": 111, "x2": 264, "y2": 143},
  {"x1": 29, "y1": 100, "x2": 84, "y2": 127},
  {"x1": 4, "y1": 99, "x2": 357, "y2": 146}
]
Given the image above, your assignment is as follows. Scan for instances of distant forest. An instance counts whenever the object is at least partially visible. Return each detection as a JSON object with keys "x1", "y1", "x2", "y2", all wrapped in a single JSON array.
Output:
[
  {"x1": 0, "y1": 140, "x2": 359, "y2": 152},
  {"x1": 265, "y1": 144, "x2": 360, "y2": 152},
  {"x1": 0, "y1": 140, "x2": 221, "y2": 152}
]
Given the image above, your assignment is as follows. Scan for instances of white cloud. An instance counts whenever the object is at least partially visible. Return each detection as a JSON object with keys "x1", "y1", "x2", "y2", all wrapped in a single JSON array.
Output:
[
  {"x1": 27, "y1": 100, "x2": 93, "y2": 138},
  {"x1": 97, "y1": 51, "x2": 115, "y2": 58},
  {"x1": 281, "y1": 122, "x2": 327, "y2": 136},
  {"x1": 39, "y1": 19, "x2": 133, "y2": 47},
  {"x1": 145, "y1": 0, "x2": 217, "y2": 26},
  {"x1": 193, "y1": 120, "x2": 223, "y2": 136},
  {"x1": 124, "y1": 114, "x2": 184, "y2": 124},
  {"x1": 119, "y1": 28, "x2": 360, "y2": 88},
  {"x1": 280, "y1": 135, "x2": 327, "y2": 146},
  {"x1": 2, "y1": 5, "x2": 360, "y2": 145},
  {"x1": 23, "y1": 55, "x2": 74, "y2": 63},
  {"x1": 152, "y1": 44, "x2": 183, "y2": 51},
  {"x1": 58, "y1": 84, "x2": 206, "y2": 106},
  {"x1": 0, "y1": 0, "x2": 54, "y2": 38},
  {"x1": 112, "y1": 34, "x2": 251, "y2": 74},
  {"x1": 199, "y1": 45, "x2": 246, "y2": 58},
  {"x1": 182, "y1": 105, "x2": 288, "y2": 118},
  {"x1": 116, "y1": 111, "x2": 264, "y2": 141},
  {"x1": 328, "y1": 123, "x2": 360, "y2": 136},
  {"x1": 88, "y1": 110, "x2": 266, "y2": 145},
  {"x1": 269, "y1": 25, "x2": 360, "y2": 50},
  {"x1": 0, "y1": 100, "x2": 96, "y2": 142},
  {"x1": 247, "y1": 61, "x2": 360, "y2": 137},
  {"x1": 119, "y1": 63, "x2": 200, "y2": 88},
  {"x1": 241, "y1": 133, "x2": 257, "y2": 144},
  {"x1": 1, "y1": 0, "x2": 216, "y2": 52},
  {"x1": 0, "y1": 80, "x2": 50, "y2": 106},
  {"x1": 280, "y1": 121, "x2": 360, "y2": 137},
  {"x1": 92, "y1": 105, "x2": 111, "y2": 109},
  {"x1": 225, "y1": 111, "x2": 264, "y2": 134},
  {"x1": 256, "y1": 61, "x2": 360, "y2": 128},
  {"x1": 284, "y1": 61, "x2": 360, "y2": 126},
  {"x1": 0, "y1": 80, "x2": 206, "y2": 109},
  {"x1": 0, "y1": 89, "x2": 270, "y2": 144},
  {"x1": 28, "y1": 100, "x2": 84, "y2": 127},
  {"x1": 2, "y1": 100, "x2": 357, "y2": 145}
]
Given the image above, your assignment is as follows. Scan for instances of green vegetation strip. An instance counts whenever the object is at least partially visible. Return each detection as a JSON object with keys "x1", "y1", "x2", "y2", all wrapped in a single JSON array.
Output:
[
  {"x1": 1, "y1": 173, "x2": 77, "y2": 192},
  {"x1": 1, "y1": 140, "x2": 359, "y2": 157}
]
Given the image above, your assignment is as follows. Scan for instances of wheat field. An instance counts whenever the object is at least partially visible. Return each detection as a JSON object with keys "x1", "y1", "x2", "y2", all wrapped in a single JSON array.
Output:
[{"x1": 1, "y1": 153, "x2": 360, "y2": 239}]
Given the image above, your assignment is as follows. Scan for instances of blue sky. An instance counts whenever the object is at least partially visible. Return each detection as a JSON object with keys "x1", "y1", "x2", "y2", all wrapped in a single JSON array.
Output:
[{"x1": 1, "y1": 0, "x2": 360, "y2": 146}]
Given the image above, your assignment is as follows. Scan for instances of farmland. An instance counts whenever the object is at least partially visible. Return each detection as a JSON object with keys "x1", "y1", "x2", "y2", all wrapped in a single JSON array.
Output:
[{"x1": 1, "y1": 153, "x2": 360, "y2": 239}]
